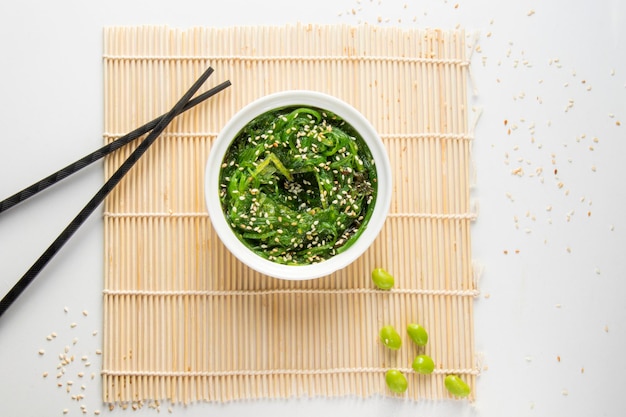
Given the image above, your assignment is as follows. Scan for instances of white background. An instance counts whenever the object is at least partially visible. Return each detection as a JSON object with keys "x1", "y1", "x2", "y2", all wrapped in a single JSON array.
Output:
[{"x1": 1, "y1": 1, "x2": 625, "y2": 416}]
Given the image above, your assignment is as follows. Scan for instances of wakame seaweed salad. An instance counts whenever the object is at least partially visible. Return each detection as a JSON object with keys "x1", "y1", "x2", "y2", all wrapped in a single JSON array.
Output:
[{"x1": 218, "y1": 106, "x2": 378, "y2": 265}]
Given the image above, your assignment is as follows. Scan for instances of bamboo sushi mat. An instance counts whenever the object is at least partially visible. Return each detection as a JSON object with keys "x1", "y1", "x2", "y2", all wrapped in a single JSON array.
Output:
[{"x1": 102, "y1": 24, "x2": 479, "y2": 405}]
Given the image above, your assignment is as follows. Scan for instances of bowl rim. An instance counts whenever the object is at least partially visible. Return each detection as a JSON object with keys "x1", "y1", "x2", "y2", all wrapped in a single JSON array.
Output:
[{"x1": 205, "y1": 90, "x2": 392, "y2": 280}]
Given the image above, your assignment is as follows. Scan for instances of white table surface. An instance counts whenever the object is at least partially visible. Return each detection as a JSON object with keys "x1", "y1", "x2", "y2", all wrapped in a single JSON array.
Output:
[{"x1": 1, "y1": 1, "x2": 624, "y2": 416}]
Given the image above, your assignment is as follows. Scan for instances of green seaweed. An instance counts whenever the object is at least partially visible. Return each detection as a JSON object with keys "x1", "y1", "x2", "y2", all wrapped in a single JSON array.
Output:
[{"x1": 219, "y1": 106, "x2": 378, "y2": 265}]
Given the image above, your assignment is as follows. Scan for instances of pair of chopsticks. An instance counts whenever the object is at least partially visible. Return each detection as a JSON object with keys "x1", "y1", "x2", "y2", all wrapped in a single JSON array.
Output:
[{"x1": 0, "y1": 66, "x2": 231, "y2": 317}]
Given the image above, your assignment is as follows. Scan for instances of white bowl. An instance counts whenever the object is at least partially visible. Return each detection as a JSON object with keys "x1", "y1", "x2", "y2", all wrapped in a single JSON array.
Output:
[{"x1": 205, "y1": 90, "x2": 391, "y2": 280}]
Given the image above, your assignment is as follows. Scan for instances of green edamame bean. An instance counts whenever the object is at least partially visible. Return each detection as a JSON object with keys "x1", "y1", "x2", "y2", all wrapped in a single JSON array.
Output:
[
  {"x1": 385, "y1": 369, "x2": 408, "y2": 393},
  {"x1": 444, "y1": 374, "x2": 471, "y2": 397},
  {"x1": 411, "y1": 354, "x2": 435, "y2": 374},
  {"x1": 372, "y1": 268, "x2": 394, "y2": 290},
  {"x1": 379, "y1": 325, "x2": 402, "y2": 350},
  {"x1": 406, "y1": 323, "x2": 428, "y2": 346}
]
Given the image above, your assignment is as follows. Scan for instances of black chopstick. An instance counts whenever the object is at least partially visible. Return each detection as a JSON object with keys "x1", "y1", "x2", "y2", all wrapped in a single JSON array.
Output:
[
  {"x1": 0, "y1": 66, "x2": 227, "y2": 318},
  {"x1": 0, "y1": 79, "x2": 232, "y2": 214}
]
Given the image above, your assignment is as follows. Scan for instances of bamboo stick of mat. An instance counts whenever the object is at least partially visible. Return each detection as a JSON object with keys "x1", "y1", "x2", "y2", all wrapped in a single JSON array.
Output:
[{"x1": 102, "y1": 25, "x2": 478, "y2": 405}]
